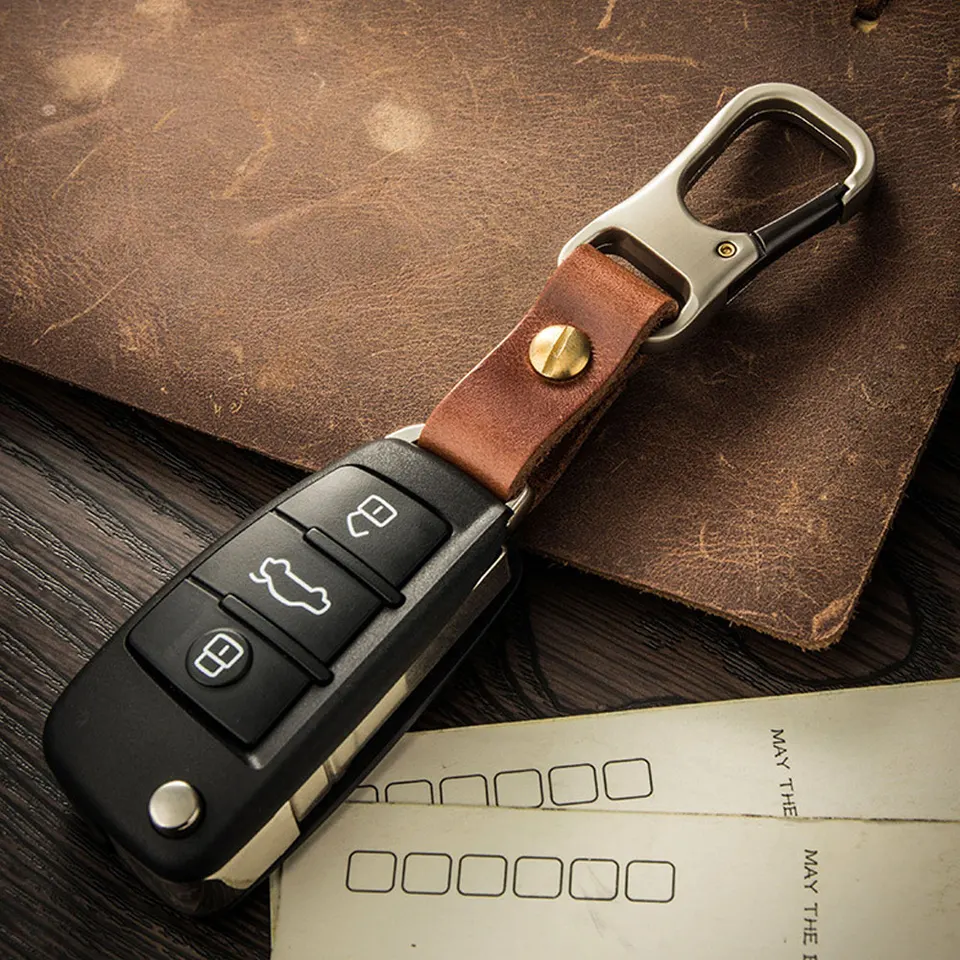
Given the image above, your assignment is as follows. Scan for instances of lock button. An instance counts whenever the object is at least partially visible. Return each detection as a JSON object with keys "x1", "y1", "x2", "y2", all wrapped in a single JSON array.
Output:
[
  {"x1": 129, "y1": 581, "x2": 308, "y2": 746},
  {"x1": 278, "y1": 466, "x2": 449, "y2": 587},
  {"x1": 186, "y1": 629, "x2": 251, "y2": 687}
]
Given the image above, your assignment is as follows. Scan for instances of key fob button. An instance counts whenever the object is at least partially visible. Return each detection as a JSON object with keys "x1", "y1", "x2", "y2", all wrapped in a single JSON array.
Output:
[
  {"x1": 193, "y1": 512, "x2": 380, "y2": 663},
  {"x1": 148, "y1": 780, "x2": 204, "y2": 837},
  {"x1": 129, "y1": 581, "x2": 308, "y2": 746},
  {"x1": 278, "y1": 466, "x2": 449, "y2": 586}
]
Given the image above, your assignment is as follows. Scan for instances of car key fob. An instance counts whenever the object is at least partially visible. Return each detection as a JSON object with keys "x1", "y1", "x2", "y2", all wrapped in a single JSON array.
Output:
[
  {"x1": 45, "y1": 428, "x2": 521, "y2": 914},
  {"x1": 42, "y1": 84, "x2": 873, "y2": 916}
]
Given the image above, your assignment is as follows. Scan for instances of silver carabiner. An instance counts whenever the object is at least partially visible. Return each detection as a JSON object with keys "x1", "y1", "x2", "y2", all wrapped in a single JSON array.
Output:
[{"x1": 559, "y1": 83, "x2": 876, "y2": 352}]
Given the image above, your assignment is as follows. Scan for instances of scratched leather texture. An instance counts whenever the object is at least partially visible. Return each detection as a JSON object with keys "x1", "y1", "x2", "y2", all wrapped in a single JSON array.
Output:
[{"x1": 1, "y1": 1, "x2": 957, "y2": 649}]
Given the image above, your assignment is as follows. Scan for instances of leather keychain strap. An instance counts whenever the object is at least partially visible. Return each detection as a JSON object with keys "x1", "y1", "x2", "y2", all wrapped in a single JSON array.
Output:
[{"x1": 419, "y1": 244, "x2": 677, "y2": 502}]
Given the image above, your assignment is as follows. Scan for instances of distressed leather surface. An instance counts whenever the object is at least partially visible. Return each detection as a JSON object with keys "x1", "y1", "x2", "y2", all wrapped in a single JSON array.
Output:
[
  {"x1": 1, "y1": 1, "x2": 957, "y2": 648},
  {"x1": 420, "y1": 244, "x2": 675, "y2": 500}
]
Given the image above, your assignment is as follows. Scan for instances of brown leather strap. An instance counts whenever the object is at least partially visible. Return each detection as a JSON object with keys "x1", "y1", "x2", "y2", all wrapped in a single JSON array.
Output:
[{"x1": 418, "y1": 245, "x2": 677, "y2": 501}]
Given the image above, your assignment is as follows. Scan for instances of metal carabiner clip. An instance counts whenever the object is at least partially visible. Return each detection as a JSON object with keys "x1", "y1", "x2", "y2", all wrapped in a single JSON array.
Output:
[{"x1": 559, "y1": 83, "x2": 876, "y2": 351}]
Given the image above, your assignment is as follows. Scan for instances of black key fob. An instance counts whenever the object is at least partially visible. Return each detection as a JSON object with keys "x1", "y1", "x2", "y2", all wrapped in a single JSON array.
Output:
[{"x1": 44, "y1": 427, "x2": 521, "y2": 914}]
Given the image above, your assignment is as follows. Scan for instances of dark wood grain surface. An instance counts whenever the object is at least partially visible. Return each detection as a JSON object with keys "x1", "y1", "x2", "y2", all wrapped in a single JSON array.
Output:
[{"x1": 1, "y1": 360, "x2": 959, "y2": 960}]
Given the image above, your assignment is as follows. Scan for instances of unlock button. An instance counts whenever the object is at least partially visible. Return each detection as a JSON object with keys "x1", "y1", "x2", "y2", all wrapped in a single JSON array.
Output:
[{"x1": 278, "y1": 467, "x2": 449, "y2": 587}]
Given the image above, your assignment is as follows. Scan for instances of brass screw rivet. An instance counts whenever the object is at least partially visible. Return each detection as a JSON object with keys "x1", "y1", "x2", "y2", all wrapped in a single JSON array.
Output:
[
  {"x1": 716, "y1": 241, "x2": 738, "y2": 258},
  {"x1": 528, "y1": 324, "x2": 592, "y2": 381}
]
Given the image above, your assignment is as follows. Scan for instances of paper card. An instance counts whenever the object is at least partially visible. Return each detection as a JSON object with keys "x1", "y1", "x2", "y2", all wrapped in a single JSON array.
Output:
[
  {"x1": 272, "y1": 804, "x2": 960, "y2": 959},
  {"x1": 352, "y1": 679, "x2": 960, "y2": 820}
]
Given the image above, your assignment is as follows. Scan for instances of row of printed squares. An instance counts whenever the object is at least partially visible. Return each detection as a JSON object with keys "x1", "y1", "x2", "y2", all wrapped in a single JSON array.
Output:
[
  {"x1": 354, "y1": 758, "x2": 654, "y2": 808},
  {"x1": 346, "y1": 850, "x2": 676, "y2": 903}
]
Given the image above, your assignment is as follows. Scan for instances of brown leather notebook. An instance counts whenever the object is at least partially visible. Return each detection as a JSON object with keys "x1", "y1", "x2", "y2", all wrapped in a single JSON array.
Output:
[{"x1": 1, "y1": 2, "x2": 957, "y2": 649}]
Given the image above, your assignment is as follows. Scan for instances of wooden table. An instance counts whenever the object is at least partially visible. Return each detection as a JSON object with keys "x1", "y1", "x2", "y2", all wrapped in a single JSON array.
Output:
[{"x1": 2, "y1": 360, "x2": 958, "y2": 959}]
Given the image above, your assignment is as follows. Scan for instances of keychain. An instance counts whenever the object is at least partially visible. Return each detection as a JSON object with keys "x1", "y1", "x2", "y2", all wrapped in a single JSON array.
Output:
[{"x1": 44, "y1": 83, "x2": 875, "y2": 915}]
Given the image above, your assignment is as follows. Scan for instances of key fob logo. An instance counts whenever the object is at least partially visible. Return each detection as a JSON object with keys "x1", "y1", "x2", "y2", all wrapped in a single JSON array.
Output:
[
  {"x1": 347, "y1": 494, "x2": 398, "y2": 538},
  {"x1": 186, "y1": 630, "x2": 251, "y2": 687},
  {"x1": 249, "y1": 557, "x2": 332, "y2": 616}
]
